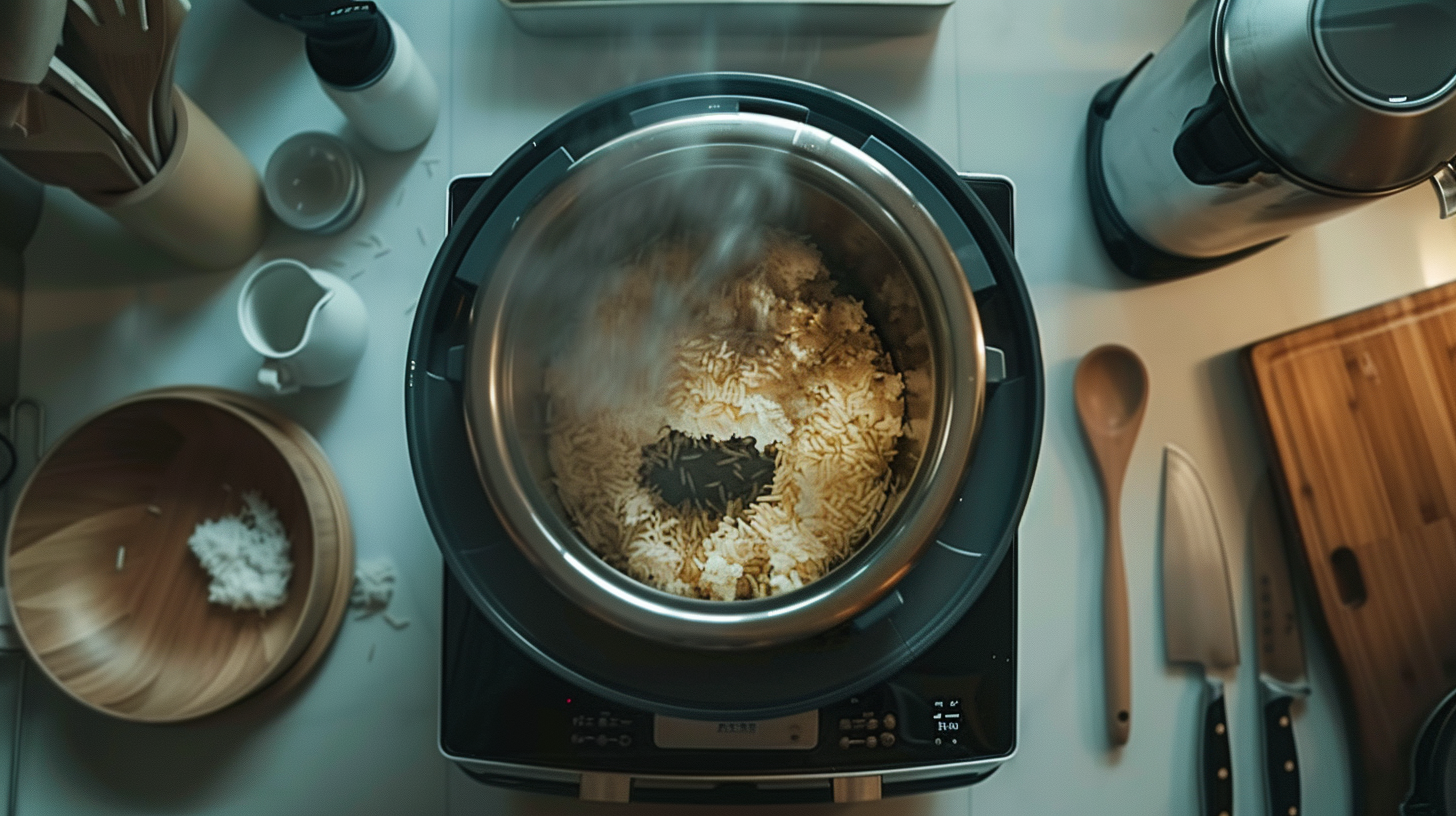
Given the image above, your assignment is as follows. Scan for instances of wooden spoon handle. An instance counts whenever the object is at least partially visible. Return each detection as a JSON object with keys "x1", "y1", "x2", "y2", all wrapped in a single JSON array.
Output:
[{"x1": 1104, "y1": 507, "x2": 1132, "y2": 746}]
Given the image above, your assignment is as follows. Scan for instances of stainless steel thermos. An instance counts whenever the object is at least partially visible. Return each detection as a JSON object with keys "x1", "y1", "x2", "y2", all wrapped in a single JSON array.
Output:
[{"x1": 1087, "y1": 0, "x2": 1456, "y2": 279}]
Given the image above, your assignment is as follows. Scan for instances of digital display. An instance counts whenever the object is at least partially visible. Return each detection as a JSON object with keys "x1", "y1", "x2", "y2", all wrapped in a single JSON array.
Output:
[
  {"x1": 931, "y1": 699, "x2": 962, "y2": 745},
  {"x1": 654, "y1": 712, "x2": 819, "y2": 750}
]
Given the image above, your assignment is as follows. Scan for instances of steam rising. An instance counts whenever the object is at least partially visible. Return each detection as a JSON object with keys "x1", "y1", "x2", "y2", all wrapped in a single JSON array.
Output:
[{"x1": 528, "y1": 148, "x2": 802, "y2": 412}]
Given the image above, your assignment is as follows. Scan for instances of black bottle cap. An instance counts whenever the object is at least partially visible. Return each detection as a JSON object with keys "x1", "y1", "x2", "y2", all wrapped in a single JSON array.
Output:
[{"x1": 242, "y1": 1, "x2": 396, "y2": 90}]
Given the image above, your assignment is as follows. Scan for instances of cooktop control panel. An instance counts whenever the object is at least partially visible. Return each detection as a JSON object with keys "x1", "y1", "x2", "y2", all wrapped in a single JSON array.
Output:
[{"x1": 440, "y1": 537, "x2": 1015, "y2": 781}]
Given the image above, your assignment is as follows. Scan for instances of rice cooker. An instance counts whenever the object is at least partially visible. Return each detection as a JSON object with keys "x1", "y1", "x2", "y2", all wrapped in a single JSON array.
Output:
[{"x1": 406, "y1": 73, "x2": 1041, "y2": 753}]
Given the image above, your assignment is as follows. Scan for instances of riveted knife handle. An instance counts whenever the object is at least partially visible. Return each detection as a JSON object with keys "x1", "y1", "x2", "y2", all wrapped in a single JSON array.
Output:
[
  {"x1": 1203, "y1": 677, "x2": 1234, "y2": 816},
  {"x1": 1262, "y1": 693, "x2": 1300, "y2": 816}
]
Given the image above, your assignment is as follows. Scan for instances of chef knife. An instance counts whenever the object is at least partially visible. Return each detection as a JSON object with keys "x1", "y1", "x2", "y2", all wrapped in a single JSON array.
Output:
[
  {"x1": 1252, "y1": 474, "x2": 1308, "y2": 816},
  {"x1": 1163, "y1": 444, "x2": 1240, "y2": 816}
]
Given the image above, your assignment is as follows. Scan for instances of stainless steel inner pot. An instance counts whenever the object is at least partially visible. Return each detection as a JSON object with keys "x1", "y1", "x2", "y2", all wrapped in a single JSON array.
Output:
[{"x1": 464, "y1": 112, "x2": 985, "y2": 649}]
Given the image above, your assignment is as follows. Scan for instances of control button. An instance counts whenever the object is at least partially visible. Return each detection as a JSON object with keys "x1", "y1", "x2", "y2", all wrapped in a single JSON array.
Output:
[
  {"x1": 867, "y1": 718, "x2": 880, "y2": 731},
  {"x1": 839, "y1": 718, "x2": 852, "y2": 731},
  {"x1": 865, "y1": 736, "x2": 879, "y2": 749},
  {"x1": 619, "y1": 735, "x2": 633, "y2": 747},
  {"x1": 852, "y1": 719, "x2": 867, "y2": 730},
  {"x1": 882, "y1": 713, "x2": 897, "y2": 730},
  {"x1": 596, "y1": 734, "x2": 609, "y2": 747},
  {"x1": 840, "y1": 737, "x2": 866, "y2": 749},
  {"x1": 597, "y1": 717, "x2": 608, "y2": 728},
  {"x1": 880, "y1": 732, "x2": 896, "y2": 748}
]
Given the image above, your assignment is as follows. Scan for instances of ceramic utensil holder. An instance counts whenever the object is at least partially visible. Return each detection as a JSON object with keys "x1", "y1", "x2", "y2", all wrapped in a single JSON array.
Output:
[{"x1": 83, "y1": 89, "x2": 265, "y2": 271}]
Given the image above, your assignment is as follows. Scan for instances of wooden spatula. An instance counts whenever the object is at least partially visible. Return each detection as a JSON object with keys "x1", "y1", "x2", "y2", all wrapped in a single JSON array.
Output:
[
  {"x1": 151, "y1": 0, "x2": 188, "y2": 159},
  {"x1": 1, "y1": 86, "x2": 141, "y2": 193},
  {"x1": 57, "y1": 0, "x2": 170, "y2": 167},
  {"x1": 42, "y1": 56, "x2": 156, "y2": 180}
]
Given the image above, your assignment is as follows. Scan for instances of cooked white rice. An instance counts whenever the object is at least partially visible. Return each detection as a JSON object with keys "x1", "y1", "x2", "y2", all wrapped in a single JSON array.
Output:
[
  {"x1": 187, "y1": 491, "x2": 292, "y2": 612},
  {"x1": 546, "y1": 234, "x2": 905, "y2": 601}
]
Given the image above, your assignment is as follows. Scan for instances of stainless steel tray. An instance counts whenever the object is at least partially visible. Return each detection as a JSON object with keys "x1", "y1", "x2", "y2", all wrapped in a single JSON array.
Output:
[{"x1": 496, "y1": 0, "x2": 952, "y2": 37}]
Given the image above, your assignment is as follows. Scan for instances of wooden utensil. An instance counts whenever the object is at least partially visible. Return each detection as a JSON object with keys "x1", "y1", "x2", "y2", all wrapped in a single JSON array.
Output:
[
  {"x1": 150, "y1": 0, "x2": 187, "y2": 158},
  {"x1": 1245, "y1": 280, "x2": 1456, "y2": 814},
  {"x1": 3, "y1": 393, "x2": 340, "y2": 722},
  {"x1": 1075, "y1": 344, "x2": 1149, "y2": 747},
  {"x1": 1, "y1": 85, "x2": 141, "y2": 193},
  {"x1": 57, "y1": 0, "x2": 171, "y2": 166},
  {"x1": 42, "y1": 56, "x2": 156, "y2": 180}
]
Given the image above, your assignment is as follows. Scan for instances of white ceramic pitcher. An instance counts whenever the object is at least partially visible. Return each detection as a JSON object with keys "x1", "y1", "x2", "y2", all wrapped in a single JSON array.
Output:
[{"x1": 238, "y1": 259, "x2": 368, "y2": 394}]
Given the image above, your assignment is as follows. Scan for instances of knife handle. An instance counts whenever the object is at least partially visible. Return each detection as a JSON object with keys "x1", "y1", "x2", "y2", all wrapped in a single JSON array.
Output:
[
  {"x1": 1202, "y1": 676, "x2": 1234, "y2": 816},
  {"x1": 1262, "y1": 692, "x2": 1300, "y2": 816},
  {"x1": 1104, "y1": 512, "x2": 1132, "y2": 746}
]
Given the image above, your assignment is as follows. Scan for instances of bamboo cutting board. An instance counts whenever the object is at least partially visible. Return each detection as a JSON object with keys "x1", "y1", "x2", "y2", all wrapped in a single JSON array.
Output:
[{"x1": 1245, "y1": 281, "x2": 1456, "y2": 814}]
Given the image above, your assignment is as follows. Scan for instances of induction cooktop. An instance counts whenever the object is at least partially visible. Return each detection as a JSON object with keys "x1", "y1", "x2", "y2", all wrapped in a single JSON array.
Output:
[{"x1": 439, "y1": 173, "x2": 1020, "y2": 806}]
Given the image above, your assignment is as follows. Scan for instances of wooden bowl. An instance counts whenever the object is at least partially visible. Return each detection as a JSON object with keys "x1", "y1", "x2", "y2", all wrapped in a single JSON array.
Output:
[
  {"x1": 4, "y1": 393, "x2": 340, "y2": 722},
  {"x1": 141, "y1": 386, "x2": 356, "y2": 704},
  {"x1": 191, "y1": 389, "x2": 355, "y2": 709}
]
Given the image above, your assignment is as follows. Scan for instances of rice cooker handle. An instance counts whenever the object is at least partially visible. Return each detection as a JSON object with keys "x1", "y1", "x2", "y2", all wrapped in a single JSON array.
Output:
[{"x1": 1173, "y1": 85, "x2": 1277, "y2": 187}]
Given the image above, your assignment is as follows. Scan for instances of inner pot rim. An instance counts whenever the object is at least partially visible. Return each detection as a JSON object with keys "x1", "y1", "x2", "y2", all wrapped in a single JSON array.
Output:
[{"x1": 463, "y1": 111, "x2": 986, "y2": 649}]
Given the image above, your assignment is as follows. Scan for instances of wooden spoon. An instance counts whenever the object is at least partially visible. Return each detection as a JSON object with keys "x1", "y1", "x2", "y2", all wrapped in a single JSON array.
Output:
[{"x1": 1074, "y1": 344, "x2": 1149, "y2": 748}]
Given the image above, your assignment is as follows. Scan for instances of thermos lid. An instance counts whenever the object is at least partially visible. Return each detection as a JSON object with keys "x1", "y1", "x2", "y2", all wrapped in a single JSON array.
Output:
[
  {"x1": 242, "y1": 0, "x2": 396, "y2": 90},
  {"x1": 1221, "y1": 0, "x2": 1456, "y2": 192},
  {"x1": 1316, "y1": 0, "x2": 1456, "y2": 108}
]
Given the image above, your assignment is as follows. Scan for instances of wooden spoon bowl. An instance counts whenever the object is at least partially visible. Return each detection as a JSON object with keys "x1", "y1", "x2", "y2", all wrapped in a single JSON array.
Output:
[{"x1": 4, "y1": 393, "x2": 338, "y2": 722}]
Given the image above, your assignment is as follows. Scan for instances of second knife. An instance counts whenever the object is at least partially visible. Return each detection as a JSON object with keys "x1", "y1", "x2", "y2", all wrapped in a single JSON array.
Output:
[{"x1": 1252, "y1": 474, "x2": 1309, "y2": 816}]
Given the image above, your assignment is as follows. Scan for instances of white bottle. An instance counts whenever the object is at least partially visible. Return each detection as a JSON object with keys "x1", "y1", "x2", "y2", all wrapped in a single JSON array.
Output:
[
  {"x1": 245, "y1": 1, "x2": 440, "y2": 153},
  {"x1": 320, "y1": 18, "x2": 439, "y2": 153}
]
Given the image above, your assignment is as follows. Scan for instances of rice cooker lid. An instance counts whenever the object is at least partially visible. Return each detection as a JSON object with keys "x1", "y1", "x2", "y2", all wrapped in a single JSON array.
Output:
[{"x1": 405, "y1": 73, "x2": 1044, "y2": 719}]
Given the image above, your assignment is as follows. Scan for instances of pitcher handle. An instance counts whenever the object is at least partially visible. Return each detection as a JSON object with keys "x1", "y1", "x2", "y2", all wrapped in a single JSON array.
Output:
[{"x1": 258, "y1": 360, "x2": 301, "y2": 395}]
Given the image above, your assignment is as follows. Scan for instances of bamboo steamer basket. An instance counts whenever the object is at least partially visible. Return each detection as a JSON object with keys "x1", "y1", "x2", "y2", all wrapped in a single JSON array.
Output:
[{"x1": 4, "y1": 391, "x2": 341, "y2": 722}]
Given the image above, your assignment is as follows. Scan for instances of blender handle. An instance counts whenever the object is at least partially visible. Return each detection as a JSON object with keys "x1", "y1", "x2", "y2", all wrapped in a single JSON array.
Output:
[{"x1": 1431, "y1": 161, "x2": 1456, "y2": 219}]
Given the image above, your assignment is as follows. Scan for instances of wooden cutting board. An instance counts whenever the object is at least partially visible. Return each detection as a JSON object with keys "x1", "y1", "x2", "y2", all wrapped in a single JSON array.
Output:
[{"x1": 1245, "y1": 281, "x2": 1456, "y2": 814}]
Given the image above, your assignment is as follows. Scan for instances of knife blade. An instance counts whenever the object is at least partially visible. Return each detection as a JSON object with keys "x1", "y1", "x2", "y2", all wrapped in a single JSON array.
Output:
[
  {"x1": 1252, "y1": 474, "x2": 1309, "y2": 816},
  {"x1": 1163, "y1": 444, "x2": 1240, "y2": 816}
]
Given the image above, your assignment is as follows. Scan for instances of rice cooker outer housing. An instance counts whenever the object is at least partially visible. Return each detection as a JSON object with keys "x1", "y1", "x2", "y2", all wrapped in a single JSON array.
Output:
[{"x1": 406, "y1": 72, "x2": 1044, "y2": 720}]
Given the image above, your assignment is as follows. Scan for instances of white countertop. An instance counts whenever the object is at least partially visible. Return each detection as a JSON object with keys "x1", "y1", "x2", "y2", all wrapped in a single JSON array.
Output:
[{"x1": 13, "y1": 0, "x2": 1456, "y2": 813}]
